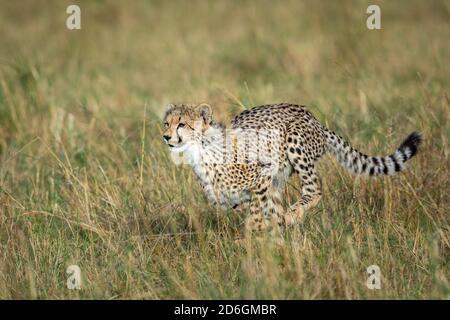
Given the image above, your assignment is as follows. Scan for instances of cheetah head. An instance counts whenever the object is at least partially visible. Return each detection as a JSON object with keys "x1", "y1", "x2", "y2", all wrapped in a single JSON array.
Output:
[{"x1": 162, "y1": 103, "x2": 213, "y2": 153}]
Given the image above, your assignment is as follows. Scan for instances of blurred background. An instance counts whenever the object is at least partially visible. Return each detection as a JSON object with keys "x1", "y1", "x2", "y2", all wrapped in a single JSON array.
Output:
[
  {"x1": 0, "y1": 1, "x2": 448, "y2": 299},
  {"x1": 1, "y1": 1, "x2": 448, "y2": 122}
]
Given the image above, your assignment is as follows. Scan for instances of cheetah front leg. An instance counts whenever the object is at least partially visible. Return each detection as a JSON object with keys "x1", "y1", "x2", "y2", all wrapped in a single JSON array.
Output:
[
  {"x1": 231, "y1": 199, "x2": 250, "y2": 213},
  {"x1": 237, "y1": 179, "x2": 286, "y2": 244}
]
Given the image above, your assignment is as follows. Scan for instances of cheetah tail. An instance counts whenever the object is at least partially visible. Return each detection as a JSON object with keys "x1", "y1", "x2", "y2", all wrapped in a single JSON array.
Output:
[{"x1": 325, "y1": 130, "x2": 422, "y2": 176}]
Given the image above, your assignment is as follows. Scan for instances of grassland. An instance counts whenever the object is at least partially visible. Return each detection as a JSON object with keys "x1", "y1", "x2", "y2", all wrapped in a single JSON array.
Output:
[{"x1": 0, "y1": 0, "x2": 449, "y2": 299}]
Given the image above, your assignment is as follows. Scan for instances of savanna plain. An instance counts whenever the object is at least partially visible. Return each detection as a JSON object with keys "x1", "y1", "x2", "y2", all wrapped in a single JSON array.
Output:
[{"x1": 0, "y1": 0, "x2": 448, "y2": 299}]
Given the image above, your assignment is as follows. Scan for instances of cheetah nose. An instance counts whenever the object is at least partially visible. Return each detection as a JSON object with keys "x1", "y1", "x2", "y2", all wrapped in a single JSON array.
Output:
[{"x1": 163, "y1": 135, "x2": 171, "y2": 142}]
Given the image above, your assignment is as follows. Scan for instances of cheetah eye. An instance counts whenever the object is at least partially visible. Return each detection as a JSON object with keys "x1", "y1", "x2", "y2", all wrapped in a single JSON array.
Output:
[
  {"x1": 164, "y1": 122, "x2": 169, "y2": 128},
  {"x1": 178, "y1": 123, "x2": 186, "y2": 129}
]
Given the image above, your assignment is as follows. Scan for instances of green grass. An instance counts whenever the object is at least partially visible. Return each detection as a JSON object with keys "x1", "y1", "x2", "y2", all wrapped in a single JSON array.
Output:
[{"x1": 0, "y1": 0, "x2": 449, "y2": 299}]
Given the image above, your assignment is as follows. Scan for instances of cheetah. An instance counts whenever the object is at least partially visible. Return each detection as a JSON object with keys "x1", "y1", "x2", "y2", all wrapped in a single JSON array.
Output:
[{"x1": 162, "y1": 103, "x2": 422, "y2": 237}]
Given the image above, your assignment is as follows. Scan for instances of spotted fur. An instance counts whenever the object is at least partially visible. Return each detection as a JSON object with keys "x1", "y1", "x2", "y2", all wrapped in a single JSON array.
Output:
[{"x1": 163, "y1": 103, "x2": 422, "y2": 237}]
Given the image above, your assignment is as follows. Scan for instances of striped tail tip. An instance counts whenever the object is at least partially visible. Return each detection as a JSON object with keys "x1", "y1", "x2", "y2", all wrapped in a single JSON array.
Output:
[{"x1": 398, "y1": 131, "x2": 422, "y2": 159}]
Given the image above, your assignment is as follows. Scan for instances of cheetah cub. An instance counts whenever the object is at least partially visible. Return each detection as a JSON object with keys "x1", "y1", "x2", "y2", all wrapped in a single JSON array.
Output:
[{"x1": 163, "y1": 103, "x2": 422, "y2": 237}]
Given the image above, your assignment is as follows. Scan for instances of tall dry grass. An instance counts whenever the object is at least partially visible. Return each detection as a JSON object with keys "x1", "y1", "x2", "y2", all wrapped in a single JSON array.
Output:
[{"x1": 0, "y1": 0, "x2": 448, "y2": 299}]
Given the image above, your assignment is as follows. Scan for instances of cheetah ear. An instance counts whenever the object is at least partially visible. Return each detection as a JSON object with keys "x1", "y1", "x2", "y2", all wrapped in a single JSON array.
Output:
[
  {"x1": 165, "y1": 103, "x2": 175, "y2": 112},
  {"x1": 196, "y1": 103, "x2": 212, "y2": 124},
  {"x1": 164, "y1": 103, "x2": 175, "y2": 118}
]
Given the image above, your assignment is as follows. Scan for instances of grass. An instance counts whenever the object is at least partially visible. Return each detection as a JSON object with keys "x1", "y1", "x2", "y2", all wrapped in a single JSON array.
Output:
[{"x1": 0, "y1": 0, "x2": 449, "y2": 299}]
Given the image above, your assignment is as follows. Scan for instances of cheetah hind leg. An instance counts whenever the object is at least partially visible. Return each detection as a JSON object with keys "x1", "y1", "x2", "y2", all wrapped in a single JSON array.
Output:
[{"x1": 286, "y1": 157, "x2": 322, "y2": 224}]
